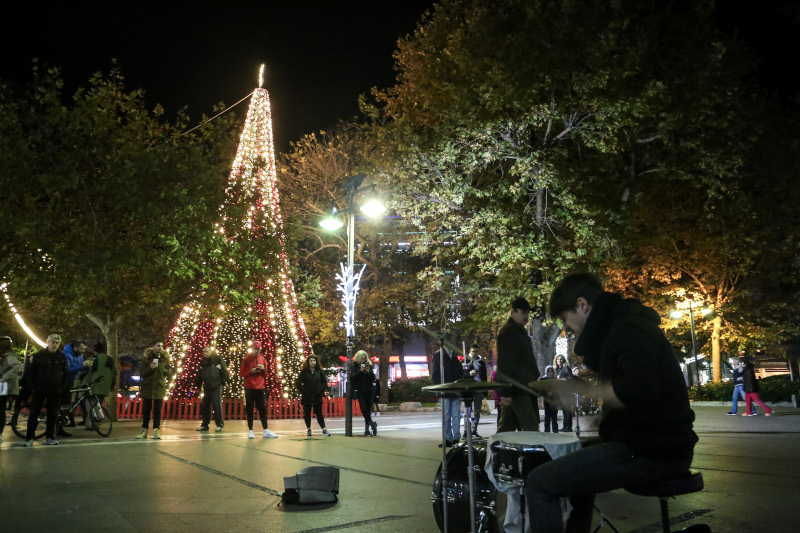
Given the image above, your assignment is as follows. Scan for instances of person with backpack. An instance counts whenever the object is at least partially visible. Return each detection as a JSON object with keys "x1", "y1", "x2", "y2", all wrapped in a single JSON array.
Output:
[
  {"x1": 240, "y1": 341, "x2": 277, "y2": 438},
  {"x1": 195, "y1": 345, "x2": 229, "y2": 432}
]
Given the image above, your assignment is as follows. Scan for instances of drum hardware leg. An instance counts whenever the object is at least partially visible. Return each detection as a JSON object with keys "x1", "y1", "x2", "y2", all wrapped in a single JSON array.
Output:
[
  {"x1": 464, "y1": 396, "x2": 478, "y2": 533},
  {"x1": 574, "y1": 392, "x2": 581, "y2": 438},
  {"x1": 591, "y1": 504, "x2": 621, "y2": 533},
  {"x1": 438, "y1": 391, "x2": 451, "y2": 532}
]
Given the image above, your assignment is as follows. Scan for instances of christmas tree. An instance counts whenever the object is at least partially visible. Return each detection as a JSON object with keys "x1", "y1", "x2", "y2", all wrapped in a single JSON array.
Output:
[{"x1": 166, "y1": 66, "x2": 313, "y2": 400}]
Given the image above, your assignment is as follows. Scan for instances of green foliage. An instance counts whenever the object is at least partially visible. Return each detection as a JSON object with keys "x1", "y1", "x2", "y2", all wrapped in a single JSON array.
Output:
[
  {"x1": 689, "y1": 376, "x2": 800, "y2": 402},
  {"x1": 0, "y1": 62, "x2": 246, "y2": 354},
  {"x1": 388, "y1": 376, "x2": 436, "y2": 403}
]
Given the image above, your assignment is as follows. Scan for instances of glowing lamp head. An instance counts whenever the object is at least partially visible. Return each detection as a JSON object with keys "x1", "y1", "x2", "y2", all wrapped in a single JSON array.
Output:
[
  {"x1": 360, "y1": 197, "x2": 386, "y2": 218},
  {"x1": 670, "y1": 310, "x2": 683, "y2": 319},
  {"x1": 319, "y1": 207, "x2": 344, "y2": 231}
]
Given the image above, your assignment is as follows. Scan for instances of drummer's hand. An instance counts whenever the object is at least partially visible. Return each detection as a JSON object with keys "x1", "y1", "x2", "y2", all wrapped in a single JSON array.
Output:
[{"x1": 499, "y1": 397, "x2": 512, "y2": 407}]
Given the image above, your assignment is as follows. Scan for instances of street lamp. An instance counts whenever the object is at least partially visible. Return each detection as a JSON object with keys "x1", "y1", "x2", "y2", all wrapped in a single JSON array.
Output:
[
  {"x1": 319, "y1": 174, "x2": 385, "y2": 436},
  {"x1": 671, "y1": 298, "x2": 712, "y2": 386}
]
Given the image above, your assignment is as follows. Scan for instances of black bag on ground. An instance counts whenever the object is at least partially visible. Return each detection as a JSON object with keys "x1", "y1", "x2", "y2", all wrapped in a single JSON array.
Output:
[{"x1": 281, "y1": 466, "x2": 340, "y2": 505}]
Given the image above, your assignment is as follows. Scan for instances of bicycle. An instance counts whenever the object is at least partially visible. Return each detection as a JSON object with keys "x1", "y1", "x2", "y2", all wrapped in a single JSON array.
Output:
[
  {"x1": 9, "y1": 391, "x2": 48, "y2": 440},
  {"x1": 56, "y1": 376, "x2": 113, "y2": 437}
]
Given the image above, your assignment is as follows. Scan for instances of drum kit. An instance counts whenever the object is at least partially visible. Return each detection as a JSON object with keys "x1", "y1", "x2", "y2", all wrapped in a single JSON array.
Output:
[{"x1": 424, "y1": 377, "x2": 593, "y2": 533}]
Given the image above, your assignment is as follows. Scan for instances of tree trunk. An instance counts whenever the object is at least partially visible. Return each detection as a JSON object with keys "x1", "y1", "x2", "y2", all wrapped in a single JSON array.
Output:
[
  {"x1": 529, "y1": 318, "x2": 559, "y2": 375},
  {"x1": 711, "y1": 314, "x2": 722, "y2": 382},
  {"x1": 86, "y1": 312, "x2": 123, "y2": 421},
  {"x1": 380, "y1": 335, "x2": 392, "y2": 404}
]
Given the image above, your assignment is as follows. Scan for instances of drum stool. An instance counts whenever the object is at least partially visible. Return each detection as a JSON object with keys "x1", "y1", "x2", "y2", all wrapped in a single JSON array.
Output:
[{"x1": 625, "y1": 471, "x2": 710, "y2": 533}]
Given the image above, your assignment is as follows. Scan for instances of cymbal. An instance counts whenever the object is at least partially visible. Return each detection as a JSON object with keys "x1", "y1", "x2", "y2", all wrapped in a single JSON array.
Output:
[{"x1": 423, "y1": 378, "x2": 508, "y2": 393}]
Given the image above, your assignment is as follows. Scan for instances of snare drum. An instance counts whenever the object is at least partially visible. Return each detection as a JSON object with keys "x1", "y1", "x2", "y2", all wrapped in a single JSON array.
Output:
[
  {"x1": 490, "y1": 440, "x2": 552, "y2": 486},
  {"x1": 432, "y1": 442, "x2": 498, "y2": 532}
]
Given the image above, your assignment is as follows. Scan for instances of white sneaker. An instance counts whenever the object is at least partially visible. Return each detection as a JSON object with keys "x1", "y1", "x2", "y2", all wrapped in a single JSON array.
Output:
[
  {"x1": 248, "y1": 430, "x2": 254, "y2": 439},
  {"x1": 263, "y1": 428, "x2": 278, "y2": 439}
]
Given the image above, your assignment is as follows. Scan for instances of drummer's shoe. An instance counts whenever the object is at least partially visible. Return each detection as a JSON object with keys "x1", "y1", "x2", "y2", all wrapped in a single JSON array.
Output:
[
  {"x1": 438, "y1": 439, "x2": 458, "y2": 448},
  {"x1": 561, "y1": 426, "x2": 573, "y2": 432},
  {"x1": 471, "y1": 431, "x2": 483, "y2": 439}
]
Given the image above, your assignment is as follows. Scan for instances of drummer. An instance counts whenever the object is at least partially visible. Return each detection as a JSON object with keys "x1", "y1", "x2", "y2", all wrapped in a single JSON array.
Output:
[
  {"x1": 495, "y1": 297, "x2": 540, "y2": 432},
  {"x1": 525, "y1": 273, "x2": 698, "y2": 533}
]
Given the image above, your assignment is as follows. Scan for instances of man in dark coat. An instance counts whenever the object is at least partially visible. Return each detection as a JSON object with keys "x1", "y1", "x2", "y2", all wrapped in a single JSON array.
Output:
[
  {"x1": 495, "y1": 297, "x2": 540, "y2": 432},
  {"x1": 195, "y1": 346, "x2": 229, "y2": 431},
  {"x1": 525, "y1": 273, "x2": 698, "y2": 533},
  {"x1": 19, "y1": 333, "x2": 69, "y2": 446},
  {"x1": 432, "y1": 346, "x2": 464, "y2": 447}
]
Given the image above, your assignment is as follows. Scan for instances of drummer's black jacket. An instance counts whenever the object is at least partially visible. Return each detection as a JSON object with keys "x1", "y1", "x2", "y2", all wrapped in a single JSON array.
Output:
[
  {"x1": 575, "y1": 292, "x2": 698, "y2": 461},
  {"x1": 495, "y1": 318, "x2": 540, "y2": 398}
]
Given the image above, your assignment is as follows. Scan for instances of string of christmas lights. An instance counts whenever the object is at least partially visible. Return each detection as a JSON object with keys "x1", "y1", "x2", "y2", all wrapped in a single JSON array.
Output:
[{"x1": 166, "y1": 67, "x2": 314, "y2": 400}]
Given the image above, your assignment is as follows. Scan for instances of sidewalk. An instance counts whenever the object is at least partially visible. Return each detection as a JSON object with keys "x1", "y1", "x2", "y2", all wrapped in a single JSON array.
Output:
[{"x1": 1, "y1": 405, "x2": 798, "y2": 532}]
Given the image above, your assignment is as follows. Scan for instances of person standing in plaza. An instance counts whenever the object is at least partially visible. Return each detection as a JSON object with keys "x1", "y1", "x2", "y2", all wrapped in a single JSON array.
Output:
[
  {"x1": 137, "y1": 341, "x2": 172, "y2": 439},
  {"x1": 554, "y1": 354, "x2": 574, "y2": 431},
  {"x1": 295, "y1": 355, "x2": 330, "y2": 437},
  {"x1": 525, "y1": 273, "x2": 698, "y2": 533},
  {"x1": 240, "y1": 341, "x2": 278, "y2": 439},
  {"x1": 0, "y1": 336, "x2": 24, "y2": 443},
  {"x1": 540, "y1": 366, "x2": 558, "y2": 433},
  {"x1": 18, "y1": 334, "x2": 69, "y2": 446},
  {"x1": 464, "y1": 344, "x2": 488, "y2": 437},
  {"x1": 82, "y1": 341, "x2": 117, "y2": 430},
  {"x1": 351, "y1": 350, "x2": 377, "y2": 436},
  {"x1": 195, "y1": 346, "x2": 229, "y2": 432},
  {"x1": 432, "y1": 345, "x2": 463, "y2": 447},
  {"x1": 742, "y1": 360, "x2": 773, "y2": 417},
  {"x1": 495, "y1": 297, "x2": 540, "y2": 432}
]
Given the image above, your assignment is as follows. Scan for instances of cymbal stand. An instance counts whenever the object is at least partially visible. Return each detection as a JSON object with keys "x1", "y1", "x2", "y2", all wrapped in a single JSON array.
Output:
[
  {"x1": 437, "y1": 341, "x2": 450, "y2": 532},
  {"x1": 574, "y1": 392, "x2": 580, "y2": 438},
  {"x1": 462, "y1": 394, "x2": 478, "y2": 533}
]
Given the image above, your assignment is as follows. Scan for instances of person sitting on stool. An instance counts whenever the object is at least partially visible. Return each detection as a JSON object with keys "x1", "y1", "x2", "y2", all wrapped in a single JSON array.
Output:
[{"x1": 525, "y1": 273, "x2": 698, "y2": 533}]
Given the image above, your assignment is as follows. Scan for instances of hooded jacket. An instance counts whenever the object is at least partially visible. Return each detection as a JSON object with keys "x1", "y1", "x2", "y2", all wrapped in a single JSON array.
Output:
[
  {"x1": 0, "y1": 350, "x2": 24, "y2": 396},
  {"x1": 574, "y1": 292, "x2": 698, "y2": 461}
]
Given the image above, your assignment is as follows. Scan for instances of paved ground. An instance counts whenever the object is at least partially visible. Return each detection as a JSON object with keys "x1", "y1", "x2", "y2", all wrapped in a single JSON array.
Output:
[{"x1": 1, "y1": 404, "x2": 798, "y2": 532}]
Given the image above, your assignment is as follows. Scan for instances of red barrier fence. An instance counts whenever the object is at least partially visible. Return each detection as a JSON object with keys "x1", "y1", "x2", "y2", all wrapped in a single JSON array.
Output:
[{"x1": 116, "y1": 397, "x2": 362, "y2": 421}]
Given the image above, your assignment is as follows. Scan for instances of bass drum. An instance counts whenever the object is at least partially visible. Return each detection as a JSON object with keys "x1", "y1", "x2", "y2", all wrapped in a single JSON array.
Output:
[{"x1": 432, "y1": 441, "x2": 498, "y2": 532}]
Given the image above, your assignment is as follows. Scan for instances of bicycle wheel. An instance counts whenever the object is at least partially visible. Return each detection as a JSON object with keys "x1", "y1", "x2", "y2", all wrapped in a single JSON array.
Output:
[
  {"x1": 91, "y1": 403, "x2": 112, "y2": 437},
  {"x1": 12, "y1": 398, "x2": 47, "y2": 440}
]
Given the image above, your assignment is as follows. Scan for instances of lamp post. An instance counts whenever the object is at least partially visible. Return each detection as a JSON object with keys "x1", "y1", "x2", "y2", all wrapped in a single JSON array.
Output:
[
  {"x1": 319, "y1": 174, "x2": 385, "y2": 436},
  {"x1": 671, "y1": 297, "x2": 712, "y2": 386}
]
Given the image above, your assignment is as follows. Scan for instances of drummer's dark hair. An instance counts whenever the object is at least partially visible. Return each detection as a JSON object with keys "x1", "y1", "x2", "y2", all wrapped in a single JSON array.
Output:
[{"x1": 549, "y1": 273, "x2": 603, "y2": 318}]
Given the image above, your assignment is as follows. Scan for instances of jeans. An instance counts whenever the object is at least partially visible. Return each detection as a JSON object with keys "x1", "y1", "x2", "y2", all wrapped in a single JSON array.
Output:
[
  {"x1": 442, "y1": 396, "x2": 462, "y2": 441},
  {"x1": 470, "y1": 392, "x2": 484, "y2": 428},
  {"x1": 526, "y1": 441, "x2": 692, "y2": 533},
  {"x1": 141, "y1": 398, "x2": 163, "y2": 429},
  {"x1": 303, "y1": 403, "x2": 326, "y2": 428},
  {"x1": 200, "y1": 387, "x2": 223, "y2": 428},
  {"x1": 357, "y1": 391, "x2": 374, "y2": 429},
  {"x1": 244, "y1": 388, "x2": 268, "y2": 430},
  {"x1": 27, "y1": 391, "x2": 60, "y2": 440},
  {"x1": 731, "y1": 384, "x2": 757, "y2": 414}
]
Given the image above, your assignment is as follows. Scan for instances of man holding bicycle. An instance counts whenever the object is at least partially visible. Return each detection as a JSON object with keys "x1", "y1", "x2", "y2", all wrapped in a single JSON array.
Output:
[{"x1": 19, "y1": 333, "x2": 68, "y2": 446}]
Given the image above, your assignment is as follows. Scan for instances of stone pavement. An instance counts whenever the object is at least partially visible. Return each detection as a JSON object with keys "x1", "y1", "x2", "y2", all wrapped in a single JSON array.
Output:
[{"x1": 1, "y1": 404, "x2": 798, "y2": 532}]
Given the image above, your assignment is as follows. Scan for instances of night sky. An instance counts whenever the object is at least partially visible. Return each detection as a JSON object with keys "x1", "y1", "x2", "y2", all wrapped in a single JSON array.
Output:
[
  {"x1": 1, "y1": 1, "x2": 435, "y2": 153},
  {"x1": 1, "y1": 1, "x2": 797, "y2": 154}
]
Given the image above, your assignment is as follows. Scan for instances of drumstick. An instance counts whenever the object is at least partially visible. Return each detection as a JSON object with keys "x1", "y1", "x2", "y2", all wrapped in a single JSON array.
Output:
[{"x1": 494, "y1": 371, "x2": 543, "y2": 398}]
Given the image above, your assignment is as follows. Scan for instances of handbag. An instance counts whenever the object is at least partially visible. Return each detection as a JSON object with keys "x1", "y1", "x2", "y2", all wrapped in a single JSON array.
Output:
[{"x1": 0, "y1": 381, "x2": 8, "y2": 396}]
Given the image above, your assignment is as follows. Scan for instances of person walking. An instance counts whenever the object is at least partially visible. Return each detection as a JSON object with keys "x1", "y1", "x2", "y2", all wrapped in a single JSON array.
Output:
[
  {"x1": 18, "y1": 334, "x2": 69, "y2": 446},
  {"x1": 432, "y1": 346, "x2": 463, "y2": 447},
  {"x1": 553, "y1": 354, "x2": 574, "y2": 431},
  {"x1": 351, "y1": 350, "x2": 377, "y2": 436},
  {"x1": 295, "y1": 355, "x2": 330, "y2": 437},
  {"x1": 727, "y1": 357, "x2": 757, "y2": 415},
  {"x1": 137, "y1": 341, "x2": 172, "y2": 439},
  {"x1": 742, "y1": 360, "x2": 773, "y2": 417},
  {"x1": 0, "y1": 336, "x2": 24, "y2": 443},
  {"x1": 240, "y1": 341, "x2": 277, "y2": 438},
  {"x1": 195, "y1": 346, "x2": 229, "y2": 432}
]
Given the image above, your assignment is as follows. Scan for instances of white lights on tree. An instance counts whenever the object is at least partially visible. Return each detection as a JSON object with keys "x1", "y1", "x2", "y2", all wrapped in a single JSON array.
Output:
[{"x1": 336, "y1": 262, "x2": 366, "y2": 338}]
